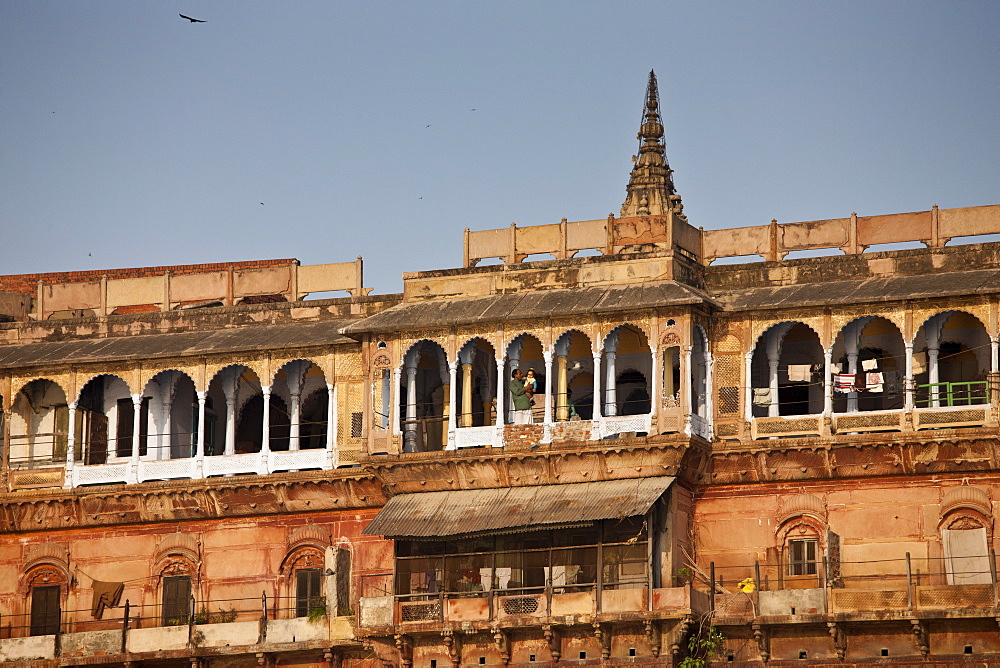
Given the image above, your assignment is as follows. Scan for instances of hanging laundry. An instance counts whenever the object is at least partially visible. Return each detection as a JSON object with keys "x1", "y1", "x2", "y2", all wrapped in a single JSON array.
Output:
[
  {"x1": 752, "y1": 388, "x2": 772, "y2": 407},
  {"x1": 830, "y1": 363, "x2": 842, "y2": 374},
  {"x1": 862, "y1": 358, "x2": 878, "y2": 371},
  {"x1": 912, "y1": 351, "x2": 928, "y2": 375},
  {"x1": 91, "y1": 580, "x2": 124, "y2": 620},
  {"x1": 787, "y1": 364, "x2": 811, "y2": 382},
  {"x1": 866, "y1": 372, "x2": 884, "y2": 393},
  {"x1": 834, "y1": 374, "x2": 855, "y2": 393}
]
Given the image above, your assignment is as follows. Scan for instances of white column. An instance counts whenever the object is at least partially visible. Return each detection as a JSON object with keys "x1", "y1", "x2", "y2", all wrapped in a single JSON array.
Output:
[
  {"x1": 592, "y1": 352, "x2": 603, "y2": 421},
  {"x1": 64, "y1": 402, "x2": 78, "y2": 489},
  {"x1": 129, "y1": 393, "x2": 142, "y2": 483},
  {"x1": 542, "y1": 350, "x2": 553, "y2": 442},
  {"x1": 928, "y1": 324, "x2": 941, "y2": 408},
  {"x1": 446, "y1": 360, "x2": 458, "y2": 450},
  {"x1": 846, "y1": 325, "x2": 860, "y2": 413},
  {"x1": 992, "y1": 336, "x2": 999, "y2": 376},
  {"x1": 904, "y1": 343, "x2": 914, "y2": 412},
  {"x1": 705, "y1": 352, "x2": 715, "y2": 438},
  {"x1": 222, "y1": 371, "x2": 238, "y2": 457},
  {"x1": 403, "y1": 363, "x2": 418, "y2": 452},
  {"x1": 823, "y1": 350, "x2": 833, "y2": 416},
  {"x1": 766, "y1": 331, "x2": 781, "y2": 418},
  {"x1": 195, "y1": 391, "x2": 206, "y2": 477},
  {"x1": 392, "y1": 366, "x2": 402, "y2": 436},
  {"x1": 649, "y1": 345, "x2": 663, "y2": 422},
  {"x1": 494, "y1": 357, "x2": 505, "y2": 446},
  {"x1": 601, "y1": 332, "x2": 618, "y2": 417},
  {"x1": 261, "y1": 385, "x2": 272, "y2": 454},
  {"x1": 744, "y1": 351, "x2": 754, "y2": 422},
  {"x1": 326, "y1": 384, "x2": 336, "y2": 468},
  {"x1": 682, "y1": 346, "x2": 693, "y2": 434}
]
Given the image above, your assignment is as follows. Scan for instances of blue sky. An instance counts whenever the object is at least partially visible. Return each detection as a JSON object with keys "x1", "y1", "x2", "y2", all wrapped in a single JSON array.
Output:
[{"x1": 2, "y1": 1, "x2": 998, "y2": 295}]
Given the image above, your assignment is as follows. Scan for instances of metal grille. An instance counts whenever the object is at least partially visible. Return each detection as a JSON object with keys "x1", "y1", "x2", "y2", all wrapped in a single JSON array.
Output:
[
  {"x1": 502, "y1": 597, "x2": 539, "y2": 615},
  {"x1": 400, "y1": 601, "x2": 440, "y2": 622},
  {"x1": 716, "y1": 354, "x2": 740, "y2": 415}
]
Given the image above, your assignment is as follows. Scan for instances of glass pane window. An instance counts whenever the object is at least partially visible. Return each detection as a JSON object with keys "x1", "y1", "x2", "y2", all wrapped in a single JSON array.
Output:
[
  {"x1": 788, "y1": 539, "x2": 818, "y2": 576},
  {"x1": 296, "y1": 568, "x2": 323, "y2": 617}
]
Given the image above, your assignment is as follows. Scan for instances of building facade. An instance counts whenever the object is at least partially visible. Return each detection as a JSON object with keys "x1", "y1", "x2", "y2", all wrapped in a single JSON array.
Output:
[{"x1": 2, "y1": 72, "x2": 1000, "y2": 666}]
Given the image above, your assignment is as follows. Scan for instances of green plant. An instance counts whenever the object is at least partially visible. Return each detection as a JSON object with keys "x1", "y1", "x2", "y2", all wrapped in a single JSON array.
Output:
[
  {"x1": 307, "y1": 603, "x2": 328, "y2": 623},
  {"x1": 212, "y1": 607, "x2": 237, "y2": 624},
  {"x1": 193, "y1": 607, "x2": 209, "y2": 625},
  {"x1": 679, "y1": 620, "x2": 725, "y2": 668}
]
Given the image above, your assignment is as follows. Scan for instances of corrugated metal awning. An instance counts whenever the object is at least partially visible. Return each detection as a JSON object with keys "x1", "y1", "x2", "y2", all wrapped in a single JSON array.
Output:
[
  {"x1": 362, "y1": 477, "x2": 674, "y2": 538},
  {"x1": 0, "y1": 320, "x2": 355, "y2": 370}
]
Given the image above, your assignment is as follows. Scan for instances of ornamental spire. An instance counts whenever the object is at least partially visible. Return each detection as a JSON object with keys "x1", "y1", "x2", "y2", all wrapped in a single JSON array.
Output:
[{"x1": 620, "y1": 70, "x2": 684, "y2": 220}]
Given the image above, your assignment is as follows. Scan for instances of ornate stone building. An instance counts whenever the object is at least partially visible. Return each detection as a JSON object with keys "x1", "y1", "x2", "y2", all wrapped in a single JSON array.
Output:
[{"x1": 1, "y1": 72, "x2": 1000, "y2": 666}]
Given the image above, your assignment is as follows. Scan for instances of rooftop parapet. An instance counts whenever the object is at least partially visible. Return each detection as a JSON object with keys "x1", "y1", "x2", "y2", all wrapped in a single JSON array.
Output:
[
  {"x1": 0, "y1": 257, "x2": 371, "y2": 321},
  {"x1": 463, "y1": 204, "x2": 1000, "y2": 269}
]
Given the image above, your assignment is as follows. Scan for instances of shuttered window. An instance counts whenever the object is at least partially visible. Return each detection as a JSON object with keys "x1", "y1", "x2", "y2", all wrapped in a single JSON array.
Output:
[
  {"x1": 162, "y1": 575, "x2": 191, "y2": 625},
  {"x1": 30, "y1": 585, "x2": 60, "y2": 636}
]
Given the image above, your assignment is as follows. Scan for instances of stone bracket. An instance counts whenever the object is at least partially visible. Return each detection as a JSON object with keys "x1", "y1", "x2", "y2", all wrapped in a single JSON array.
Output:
[
  {"x1": 910, "y1": 619, "x2": 929, "y2": 659},
  {"x1": 542, "y1": 624, "x2": 562, "y2": 662},
  {"x1": 644, "y1": 619, "x2": 662, "y2": 658},
  {"x1": 826, "y1": 621, "x2": 847, "y2": 661},
  {"x1": 752, "y1": 622, "x2": 770, "y2": 664}
]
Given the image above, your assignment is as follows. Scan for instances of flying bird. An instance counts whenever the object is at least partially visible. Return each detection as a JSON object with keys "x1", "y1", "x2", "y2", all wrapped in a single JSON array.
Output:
[{"x1": 179, "y1": 14, "x2": 206, "y2": 23}]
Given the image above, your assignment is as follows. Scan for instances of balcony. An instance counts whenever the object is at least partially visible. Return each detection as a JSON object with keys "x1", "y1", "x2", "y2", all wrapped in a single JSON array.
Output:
[
  {"x1": 358, "y1": 584, "x2": 709, "y2": 629},
  {"x1": 0, "y1": 594, "x2": 354, "y2": 662},
  {"x1": 709, "y1": 552, "x2": 999, "y2": 625},
  {"x1": 68, "y1": 447, "x2": 336, "y2": 487}
]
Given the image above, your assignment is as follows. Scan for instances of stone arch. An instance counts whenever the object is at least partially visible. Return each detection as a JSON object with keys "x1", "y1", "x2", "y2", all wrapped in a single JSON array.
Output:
[
  {"x1": 153, "y1": 532, "x2": 201, "y2": 582},
  {"x1": 775, "y1": 498, "x2": 829, "y2": 583},
  {"x1": 456, "y1": 337, "x2": 499, "y2": 428},
  {"x1": 10, "y1": 379, "x2": 71, "y2": 467},
  {"x1": 751, "y1": 321, "x2": 824, "y2": 418},
  {"x1": 268, "y1": 359, "x2": 328, "y2": 452},
  {"x1": 830, "y1": 316, "x2": 905, "y2": 414},
  {"x1": 205, "y1": 364, "x2": 261, "y2": 457},
  {"x1": 552, "y1": 329, "x2": 594, "y2": 422},
  {"x1": 142, "y1": 370, "x2": 198, "y2": 461},
  {"x1": 912, "y1": 310, "x2": 991, "y2": 407},
  {"x1": 938, "y1": 486, "x2": 994, "y2": 585},
  {"x1": 400, "y1": 340, "x2": 449, "y2": 452},
  {"x1": 503, "y1": 333, "x2": 545, "y2": 424},
  {"x1": 74, "y1": 374, "x2": 136, "y2": 464},
  {"x1": 599, "y1": 324, "x2": 652, "y2": 421}
]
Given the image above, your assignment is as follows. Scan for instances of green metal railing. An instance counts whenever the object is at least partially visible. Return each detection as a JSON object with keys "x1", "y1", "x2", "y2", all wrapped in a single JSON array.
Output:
[{"x1": 914, "y1": 381, "x2": 988, "y2": 408}]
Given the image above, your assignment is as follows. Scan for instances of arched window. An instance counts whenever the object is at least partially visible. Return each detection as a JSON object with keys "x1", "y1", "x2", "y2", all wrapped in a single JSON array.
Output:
[
  {"x1": 26, "y1": 566, "x2": 66, "y2": 636},
  {"x1": 939, "y1": 487, "x2": 994, "y2": 585},
  {"x1": 160, "y1": 559, "x2": 194, "y2": 625},
  {"x1": 286, "y1": 548, "x2": 326, "y2": 618}
]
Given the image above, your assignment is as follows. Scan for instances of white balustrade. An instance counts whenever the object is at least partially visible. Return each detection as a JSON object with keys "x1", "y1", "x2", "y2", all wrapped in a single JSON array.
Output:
[
  {"x1": 73, "y1": 463, "x2": 130, "y2": 486},
  {"x1": 137, "y1": 458, "x2": 198, "y2": 482},
  {"x1": 599, "y1": 413, "x2": 653, "y2": 438},
  {"x1": 271, "y1": 448, "x2": 327, "y2": 471},
  {"x1": 454, "y1": 425, "x2": 498, "y2": 448}
]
